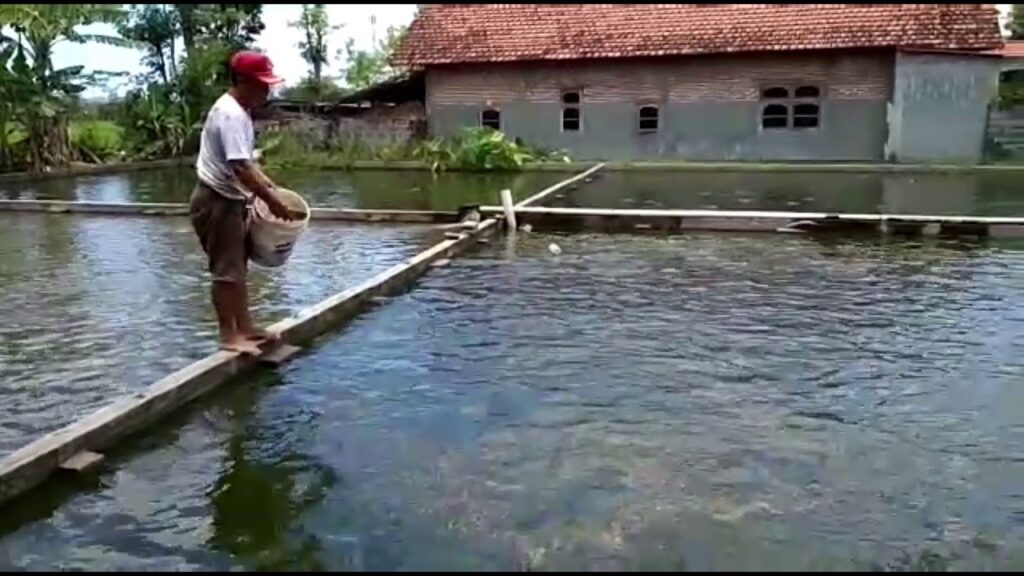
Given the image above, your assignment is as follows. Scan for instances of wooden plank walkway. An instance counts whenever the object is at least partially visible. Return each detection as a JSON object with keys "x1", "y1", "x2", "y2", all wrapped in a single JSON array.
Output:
[
  {"x1": 479, "y1": 206, "x2": 1024, "y2": 238},
  {"x1": 0, "y1": 200, "x2": 459, "y2": 223}
]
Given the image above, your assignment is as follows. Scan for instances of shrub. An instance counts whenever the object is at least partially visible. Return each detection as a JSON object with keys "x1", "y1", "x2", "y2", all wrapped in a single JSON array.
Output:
[
  {"x1": 70, "y1": 120, "x2": 125, "y2": 162},
  {"x1": 414, "y1": 127, "x2": 570, "y2": 172}
]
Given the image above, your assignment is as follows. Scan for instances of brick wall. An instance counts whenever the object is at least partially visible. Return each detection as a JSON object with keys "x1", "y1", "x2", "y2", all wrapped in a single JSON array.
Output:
[
  {"x1": 331, "y1": 102, "x2": 427, "y2": 148},
  {"x1": 426, "y1": 51, "x2": 893, "y2": 106}
]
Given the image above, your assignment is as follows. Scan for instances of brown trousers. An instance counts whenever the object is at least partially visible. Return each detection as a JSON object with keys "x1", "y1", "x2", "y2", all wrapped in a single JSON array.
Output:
[{"x1": 189, "y1": 183, "x2": 249, "y2": 284}]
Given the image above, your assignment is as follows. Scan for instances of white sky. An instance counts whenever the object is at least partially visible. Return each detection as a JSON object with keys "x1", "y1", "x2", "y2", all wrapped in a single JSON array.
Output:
[
  {"x1": 52, "y1": 4, "x2": 1014, "y2": 99},
  {"x1": 51, "y1": 4, "x2": 418, "y2": 98}
]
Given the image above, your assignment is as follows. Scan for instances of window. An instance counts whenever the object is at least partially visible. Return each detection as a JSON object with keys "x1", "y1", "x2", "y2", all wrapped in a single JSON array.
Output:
[
  {"x1": 795, "y1": 86, "x2": 820, "y2": 98},
  {"x1": 481, "y1": 108, "x2": 501, "y2": 131},
  {"x1": 562, "y1": 90, "x2": 581, "y2": 132},
  {"x1": 792, "y1": 86, "x2": 820, "y2": 129},
  {"x1": 761, "y1": 104, "x2": 789, "y2": 129},
  {"x1": 760, "y1": 84, "x2": 821, "y2": 130},
  {"x1": 793, "y1": 103, "x2": 820, "y2": 128},
  {"x1": 638, "y1": 105, "x2": 659, "y2": 133}
]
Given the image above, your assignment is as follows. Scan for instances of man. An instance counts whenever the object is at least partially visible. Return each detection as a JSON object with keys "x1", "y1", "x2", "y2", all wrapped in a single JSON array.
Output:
[{"x1": 190, "y1": 50, "x2": 294, "y2": 355}]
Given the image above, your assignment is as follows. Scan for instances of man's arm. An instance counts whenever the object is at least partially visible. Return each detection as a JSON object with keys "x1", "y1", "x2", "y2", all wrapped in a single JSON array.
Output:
[
  {"x1": 229, "y1": 159, "x2": 292, "y2": 220},
  {"x1": 219, "y1": 112, "x2": 293, "y2": 220}
]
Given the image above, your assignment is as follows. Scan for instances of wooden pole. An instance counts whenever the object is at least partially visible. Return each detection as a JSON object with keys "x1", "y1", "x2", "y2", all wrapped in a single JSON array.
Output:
[{"x1": 500, "y1": 188, "x2": 517, "y2": 230}]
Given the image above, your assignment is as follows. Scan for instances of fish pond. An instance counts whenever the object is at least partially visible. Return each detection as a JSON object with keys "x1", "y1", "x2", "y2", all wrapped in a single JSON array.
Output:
[{"x1": 0, "y1": 168, "x2": 1023, "y2": 570}]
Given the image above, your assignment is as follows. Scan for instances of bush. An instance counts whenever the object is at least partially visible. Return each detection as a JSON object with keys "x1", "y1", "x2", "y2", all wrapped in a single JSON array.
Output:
[
  {"x1": 414, "y1": 127, "x2": 569, "y2": 172},
  {"x1": 70, "y1": 120, "x2": 125, "y2": 162},
  {"x1": 258, "y1": 125, "x2": 571, "y2": 173}
]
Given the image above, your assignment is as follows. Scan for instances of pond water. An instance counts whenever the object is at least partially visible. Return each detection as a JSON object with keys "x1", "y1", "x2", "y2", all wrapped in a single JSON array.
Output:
[
  {"x1": 2, "y1": 233, "x2": 1023, "y2": 570},
  {"x1": 0, "y1": 212, "x2": 438, "y2": 454},
  {"x1": 0, "y1": 167, "x2": 566, "y2": 211},
  {"x1": 549, "y1": 171, "x2": 1024, "y2": 216},
  {"x1": 5, "y1": 167, "x2": 1024, "y2": 217}
]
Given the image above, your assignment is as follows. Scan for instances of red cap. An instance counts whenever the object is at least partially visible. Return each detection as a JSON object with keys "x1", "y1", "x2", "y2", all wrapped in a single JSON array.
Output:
[{"x1": 229, "y1": 51, "x2": 284, "y2": 86}]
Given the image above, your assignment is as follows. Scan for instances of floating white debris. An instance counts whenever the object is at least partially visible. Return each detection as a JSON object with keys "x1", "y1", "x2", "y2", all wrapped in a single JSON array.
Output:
[
  {"x1": 520, "y1": 223, "x2": 533, "y2": 233},
  {"x1": 548, "y1": 242, "x2": 562, "y2": 255}
]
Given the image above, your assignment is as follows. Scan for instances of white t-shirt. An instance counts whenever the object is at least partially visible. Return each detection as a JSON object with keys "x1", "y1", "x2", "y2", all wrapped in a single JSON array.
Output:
[{"x1": 196, "y1": 93, "x2": 254, "y2": 200}]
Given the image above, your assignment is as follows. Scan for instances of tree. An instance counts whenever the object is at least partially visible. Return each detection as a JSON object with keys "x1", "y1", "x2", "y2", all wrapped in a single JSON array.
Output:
[
  {"x1": 287, "y1": 4, "x2": 343, "y2": 101},
  {"x1": 291, "y1": 4, "x2": 338, "y2": 84},
  {"x1": 0, "y1": 4, "x2": 136, "y2": 171},
  {"x1": 175, "y1": 4, "x2": 264, "y2": 56},
  {"x1": 208, "y1": 4, "x2": 264, "y2": 51},
  {"x1": 119, "y1": 4, "x2": 179, "y2": 83},
  {"x1": 1008, "y1": 5, "x2": 1024, "y2": 40},
  {"x1": 341, "y1": 23, "x2": 406, "y2": 91},
  {"x1": 280, "y1": 77, "x2": 346, "y2": 102}
]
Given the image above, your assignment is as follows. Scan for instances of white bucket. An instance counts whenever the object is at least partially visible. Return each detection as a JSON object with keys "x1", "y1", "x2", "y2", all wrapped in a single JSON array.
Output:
[{"x1": 248, "y1": 188, "x2": 310, "y2": 268}]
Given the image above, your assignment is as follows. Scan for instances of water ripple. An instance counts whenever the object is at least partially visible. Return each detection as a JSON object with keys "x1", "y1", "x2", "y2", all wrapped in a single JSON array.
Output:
[
  {"x1": 0, "y1": 213, "x2": 435, "y2": 454},
  {"x1": 3, "y1": 232, "x2": 1024, "y2": 570}
]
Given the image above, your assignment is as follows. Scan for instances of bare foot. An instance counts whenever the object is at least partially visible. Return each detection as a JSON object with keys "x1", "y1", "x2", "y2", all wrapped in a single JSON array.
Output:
[
  {"x1": 242, "y1": 327, "x2": 280, "y2": 343},
  {"x1": 220, "y1": 336, "x2": 264, "y2": 356}
]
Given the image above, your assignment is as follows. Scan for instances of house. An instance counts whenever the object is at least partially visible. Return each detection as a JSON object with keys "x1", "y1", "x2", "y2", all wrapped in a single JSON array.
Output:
[{"x1": 393, "y1": 4, "x2": 1005, "y2": 163}]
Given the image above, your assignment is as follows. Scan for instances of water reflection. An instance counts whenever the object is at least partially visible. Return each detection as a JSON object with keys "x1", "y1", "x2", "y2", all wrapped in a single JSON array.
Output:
[
  {"x1": 7, "y1": 167, "x2": 1024, "y2": 216},
  {"x1": 205, "y1": 372, "x2": 340, "y2": 571},
  {"x1": 552, "y1": 170, "x2": 1024, "y2": 216},
  {"x1": 0, "y1": 167, "x2": 566, "y2": 211},
  {"x1": 0, "y1": 371, "x2": 341, "y2": 571}
]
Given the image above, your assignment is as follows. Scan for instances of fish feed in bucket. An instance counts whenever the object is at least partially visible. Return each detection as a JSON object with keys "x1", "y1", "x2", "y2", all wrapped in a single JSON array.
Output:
[{"x1": 248, "y1": 188, "x2": 310, "y2": 268}]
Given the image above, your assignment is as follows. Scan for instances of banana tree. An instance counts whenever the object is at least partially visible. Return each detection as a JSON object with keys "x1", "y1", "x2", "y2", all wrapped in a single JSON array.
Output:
[{"x1": 0, "y1": 4, "x2": 136, "y2": 171}]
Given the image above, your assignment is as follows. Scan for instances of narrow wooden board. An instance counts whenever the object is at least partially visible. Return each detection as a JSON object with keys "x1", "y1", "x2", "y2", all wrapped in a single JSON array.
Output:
[
  {"x1": 59, "y1": 451, "x2": 104, "y2": 474},
  {"x1": 478, "y1": 206, "x2": 1024, "y2": 238},
  {"x1": 258, "y1": 344, "x2": 302, "y2": 366},
  {"x1": 514, "y1": 163, "x2": 607, "y2": 208},
  {"x1": 0, "y1": 200, "x2": 459, "y2": 224}
]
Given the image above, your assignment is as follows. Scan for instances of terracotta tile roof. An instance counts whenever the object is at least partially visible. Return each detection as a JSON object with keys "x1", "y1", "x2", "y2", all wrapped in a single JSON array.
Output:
[
  {"x1": 984, "y1": 40, "x2": 1024, "y2": 58},
  {"x1": 394, "y1": 4, "x2": 1004, "y2": 68}
]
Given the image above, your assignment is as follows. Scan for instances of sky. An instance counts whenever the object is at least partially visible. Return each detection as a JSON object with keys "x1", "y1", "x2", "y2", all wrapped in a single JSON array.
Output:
[
  {"x1": 52, "y1": 4, "x2": 1014, "y2": 99},
  {"x1": 51, "y1": 4, "x2": 419, "y2": 99}
]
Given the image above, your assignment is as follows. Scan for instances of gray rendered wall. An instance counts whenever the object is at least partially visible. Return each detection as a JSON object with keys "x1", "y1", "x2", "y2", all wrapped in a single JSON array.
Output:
[
  {"x1": 887, "y1": 52, "x2": 1000, "y2": 163},
  {"x1": 425, "y1": 52, "x2": 893, "y2": 162}
]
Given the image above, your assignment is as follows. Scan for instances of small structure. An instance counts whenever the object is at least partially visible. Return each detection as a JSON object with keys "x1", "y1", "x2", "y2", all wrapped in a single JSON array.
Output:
[
  {"x1": 258, "y1": 73, "x2": 426, "y2": 149},
  {"x1": 983, "y1": 40, "x2": 1024, "y2": 158},
  {"x1": 394, "y1": 4, "x2": 1005, "y2": 163}
]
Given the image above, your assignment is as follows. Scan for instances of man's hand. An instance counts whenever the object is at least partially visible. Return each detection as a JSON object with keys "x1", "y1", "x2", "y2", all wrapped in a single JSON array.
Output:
[{"x1": 264, "y1": 192, "x2": 293, "y2": 221}]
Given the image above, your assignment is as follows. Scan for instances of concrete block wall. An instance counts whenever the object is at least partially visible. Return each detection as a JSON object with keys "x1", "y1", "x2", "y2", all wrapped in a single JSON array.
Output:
[
  {"x1": 425, "y1": 51, "x2": 893, "y2": 161},
  {"x1": 331, "y1": 102, "x2": 427, "y2": 148},
  {"x1": 887, "y1": 52, "x2": 1000, "y2": 164},
  {"x1": 258, "y1": 102, "x2": 427, "y2": 150}
]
